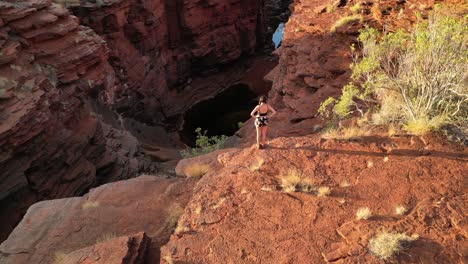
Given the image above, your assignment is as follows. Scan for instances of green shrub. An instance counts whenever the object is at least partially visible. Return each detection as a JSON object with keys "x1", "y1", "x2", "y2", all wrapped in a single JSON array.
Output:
[
  {"x1": 180, "y1": 128, "x2": 227, "y2": 158},
  {"x1": 320, "y1": 7, "x2": 468, "y2": 135}
]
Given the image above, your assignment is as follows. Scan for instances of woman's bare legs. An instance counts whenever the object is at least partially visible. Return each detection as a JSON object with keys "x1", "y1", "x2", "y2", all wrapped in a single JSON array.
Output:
[
  {"x1": 256, "y1": 126, "x2": 261, "y2": 148},
  {"x1": 261, "y1": 126, "x2": 268, "y2": 146}
]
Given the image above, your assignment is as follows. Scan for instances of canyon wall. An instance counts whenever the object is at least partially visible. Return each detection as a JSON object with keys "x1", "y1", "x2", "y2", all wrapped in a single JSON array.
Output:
[
  {"x1": 0, "y1": 0, "x2": 156, "y2": 241},
  {"x1": 70, "y1": 0, "x2": 290, "y2": 123},
  {"x1": 0, "y1": 0, "x2": 291, "y2": 241}
]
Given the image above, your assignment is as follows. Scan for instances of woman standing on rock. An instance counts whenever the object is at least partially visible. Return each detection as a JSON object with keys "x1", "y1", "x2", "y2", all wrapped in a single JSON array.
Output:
[{"x1": 250, "y1": 95, "x2": 277, "y2": 149}]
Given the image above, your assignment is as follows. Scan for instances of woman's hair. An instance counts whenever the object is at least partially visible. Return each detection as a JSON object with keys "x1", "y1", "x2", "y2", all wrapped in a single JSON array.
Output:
[{"x1": 259, "y1": 95, "x2": 267, "y2": 103}]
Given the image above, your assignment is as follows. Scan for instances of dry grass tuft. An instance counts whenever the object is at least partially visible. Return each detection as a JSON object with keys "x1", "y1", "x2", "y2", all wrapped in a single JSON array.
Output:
[
  {"x1": 350, "y1": 3, "x2": 362, "y2": 13},
  {"x1": 184, "y1": 163, "x2": 210, "y2": 177},
  {"x1": 249, "y1": 158, "x2": 264, "y2": 172},
  {"x1": 162, "y1": 254, "x2": 174, "y2": 264},
  {"x1": 299, "y1": 178, "x2": 315, "y2": 193},
  {"x1": 330, "y1": 15, "x2": 363, "y2": 32},
  {"x1": 395, "y1": 205, "x2": 408, "y2": 216},
  {"x1": 96, "y1": 232, "x2": 118, "y2": 244},
  {"x1": 369, "y1": 231, "x2": 418, "y2": 260},
  {"x1": 383, "y1": 156, "x2": 389, "y2": 162},
  {"x1": 261, "y1": 186, "x2": 273, "y2": 192},
  {"x1": 356, "y1": 207, "x2": 372, "y2": 220},
  {"x1": 340, "y1": 180, "x2": 351, "y2": 187},
  {"x1": 317, "y1": 186, "x2": 331, "y2": 197},
  {"x1": 367, "y1": 160, "x2": 374, "y2": 168},
  {"x1": 403, "y1": 117, "x2": 444, "y2": 136},
  {"x1": 175, "y1": 224, "x2": 191, "y2": 235},
  {"x1": 81, "y1": 200, "x2": 100, "y2": 210},
  {"x1": 279, "y1": 169, "x2": 302, "y2": 192},
  {"x1": 326, "y1": 3, "x2": 337, "y2": 13}
]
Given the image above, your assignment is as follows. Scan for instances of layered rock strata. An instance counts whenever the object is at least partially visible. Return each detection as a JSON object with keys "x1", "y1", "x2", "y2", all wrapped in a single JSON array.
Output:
[
  {"x1": 0, "y1": 0, "x2": 155, "y2": 241},
  {"x1": 70, "y1": 0, "x2": 291, "y2": 123}
]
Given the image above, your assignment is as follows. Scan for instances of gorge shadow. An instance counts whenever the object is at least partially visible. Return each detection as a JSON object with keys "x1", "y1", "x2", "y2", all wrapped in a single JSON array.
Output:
[{"x1": 180, "y1": 83, "x2": 259, "y2": 146}]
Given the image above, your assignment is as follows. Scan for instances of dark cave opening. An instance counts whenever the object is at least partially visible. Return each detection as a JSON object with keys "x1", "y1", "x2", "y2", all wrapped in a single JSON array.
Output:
[{"x1": 180, "y1": 83, "x2": 259, "y2": 146}]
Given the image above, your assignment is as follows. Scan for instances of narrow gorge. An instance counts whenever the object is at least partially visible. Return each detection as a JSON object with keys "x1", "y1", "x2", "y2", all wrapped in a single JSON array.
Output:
[
  {"x1": 0, "y1": 0, "x2": 466, "y2": 263},
  {"x1": 0, "y1": 0, "x2": 291, "y2": 249}
]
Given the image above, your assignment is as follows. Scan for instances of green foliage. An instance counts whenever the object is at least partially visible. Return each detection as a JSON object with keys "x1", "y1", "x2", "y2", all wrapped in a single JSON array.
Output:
[
  {"x1": 318, "y1": 84, "x2": 360, "y2": 120},
  {"x1": 333, "y1": 84, "x2": 359, "y2": 118},
  {"x1": 237, "y1": 122, "x2": 244, "y2": 129},
  {"x1": 318, "y1": 97, "x2": 336, "y2": 118},
  {"x1": 320, "y1": 7, "x2": 468, "y2": 135},
  {"x1": 180, "y1": 128, "x2": 227, "y2": 158}
]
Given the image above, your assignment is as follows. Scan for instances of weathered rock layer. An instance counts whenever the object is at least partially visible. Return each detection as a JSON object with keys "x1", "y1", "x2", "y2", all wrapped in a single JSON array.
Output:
[
  {"x1": 70, "y1": 0, "x2": 291, "y2": 123},
  {"x1": 0, "y1": 0, "x2": 155, "y2": 241}
]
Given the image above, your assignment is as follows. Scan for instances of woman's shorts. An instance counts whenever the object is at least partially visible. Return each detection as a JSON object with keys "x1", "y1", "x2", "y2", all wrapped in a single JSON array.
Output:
[{"x1": 255, "y1": 116, "x2": 269, "y2": 127}]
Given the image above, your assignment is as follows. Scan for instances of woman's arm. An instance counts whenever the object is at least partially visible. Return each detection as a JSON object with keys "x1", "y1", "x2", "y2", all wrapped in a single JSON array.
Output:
[
  {"x1": 250, "y1": 106, "x2": 259, "y2": 118},
  {"x1": 268, "y1": 105, "x2": 277, "y2": 118}
]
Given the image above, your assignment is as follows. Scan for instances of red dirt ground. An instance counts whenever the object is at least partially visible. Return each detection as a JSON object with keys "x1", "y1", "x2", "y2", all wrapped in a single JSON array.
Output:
[{"x1": 162, "y1": 133, "x2": 467, "y2": 263}]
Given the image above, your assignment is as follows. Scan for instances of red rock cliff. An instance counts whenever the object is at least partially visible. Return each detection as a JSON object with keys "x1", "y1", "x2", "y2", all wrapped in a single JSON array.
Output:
[
  {"x1": 70, "y1": 0, "x2": 290, "y2": 122},
  {"x1": 0, "y1": 0, "x2": 155, "y2": 241}
]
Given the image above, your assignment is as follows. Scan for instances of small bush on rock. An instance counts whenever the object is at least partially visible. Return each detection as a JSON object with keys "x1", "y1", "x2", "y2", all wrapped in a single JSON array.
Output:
[{"x1": 181, "y1": 128, "x2": 227, "y2": 158}]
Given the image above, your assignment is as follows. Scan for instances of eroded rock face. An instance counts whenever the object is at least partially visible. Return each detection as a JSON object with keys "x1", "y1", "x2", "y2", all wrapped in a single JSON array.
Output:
[
  {"x1": 70, "y1": 0, "x2": 291, "y2": 123},
  {"x1": 0, "y1": 176, "x2": 197, "y2": 264},
  {"x1": 0, "y1": 0, "x2": 154, "y2": 241}
]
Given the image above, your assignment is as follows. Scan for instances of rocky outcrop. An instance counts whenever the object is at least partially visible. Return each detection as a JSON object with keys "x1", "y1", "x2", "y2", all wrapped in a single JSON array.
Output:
[
  {"x1": 0, "y1": 0, "x2": 155, "y2": 241},
  {"x1": 157, "y1": 1, "x2": 468, "y2": 262},
  {"x1": 0, "y1": 175, "x2": 197, "y2": 264},
  {"x1": 234, "y1": 0, "x2": 462, "y2": 146},
  {"x1": 69, "y1": 0, "x2": 290, "y2": 123},
  {"x1": 161, "y1": 135, "x2": 467, "y2": 263}
]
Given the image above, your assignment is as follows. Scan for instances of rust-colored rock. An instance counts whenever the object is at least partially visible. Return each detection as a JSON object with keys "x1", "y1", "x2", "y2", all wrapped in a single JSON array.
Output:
[
  {"x1": 69, "y1": 0, "x2": 290, "y2": 122},
  {"x1": 161, "y1": 135, "x2": 467, "y2": 263},
  {"x1": 58, "y1": 232, "x2": 149, "y2": 264},
  {"x1": 0, "y1": 0, "x2": 156, "y2": 241},
  {"x1": 0, "y1": 176, "x2": 197, "y2": 264}
]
